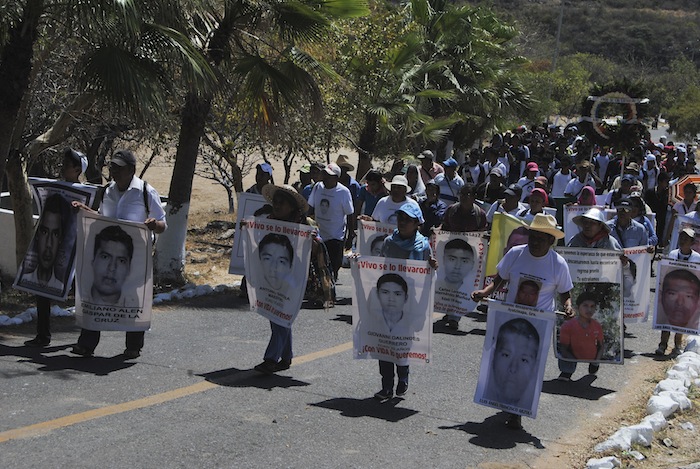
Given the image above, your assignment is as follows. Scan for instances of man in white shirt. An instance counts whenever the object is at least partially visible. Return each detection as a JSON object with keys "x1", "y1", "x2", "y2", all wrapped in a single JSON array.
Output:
[
  {"x1": 564, "y1": 160, "x2": 599, "y2": 199},
  {"x1": 366, "y1": 175, "x2": 420, "y2": 224},
  {"x1": 517, "y1": 162, "x2": 539, "y2": 202},
  {"x1": 550, "y1": 156, "x2": 573, "y2": 198},
  {"x1": 434, "y1": 158, "x2": 464, "y2": 205}
]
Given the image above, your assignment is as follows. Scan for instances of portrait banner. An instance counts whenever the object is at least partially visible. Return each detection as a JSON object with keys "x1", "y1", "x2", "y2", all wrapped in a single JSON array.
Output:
[
  {"x1": 669, "y1": 215, "x2": 700, "y2": 254},
  {"x1": 622, "y1": 246, "x2": 652, "y2": 323},
  {"x1": 563, "y1": 204, "x2": 605, "y2": 244},
  {"x1": 75, "y1": 211, "x2": 153, "y2": 331},
  {"x1": 229, "y1": 193, "x2": 267, "y2": 275},
  {"x1": 474, "y1": 301, "x2": 554, "y2": 418},
  {"x1": 555, "y1": 248, "x2": 624, "y2": 365},
  {"x1": 357, "y1": 220, "x2": 396, "y2": 256},
  {"x1": 351, "y1": 256, "x2": 434, "y2": 365},
  {"x1": 653, "y1": 258, "x2": 700, "y2": 335},
  {"x1": 433, "y1": 230, "x2": 488, "y2": 316},
  {"x1": 14, "y1": 179, "x2": 98, "y2": 301},
  {"x1": 243, "y1": 217, "x2": 314, "y2": 328}
]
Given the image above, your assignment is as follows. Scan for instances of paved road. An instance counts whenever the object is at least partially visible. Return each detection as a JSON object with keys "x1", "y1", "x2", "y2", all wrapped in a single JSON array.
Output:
[{"x1": 0, "y1": 266, "x2": 669, "y2": 469}]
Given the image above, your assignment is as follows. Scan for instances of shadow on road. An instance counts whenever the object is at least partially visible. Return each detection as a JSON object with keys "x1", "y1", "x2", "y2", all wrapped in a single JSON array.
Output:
[
  {"x1": 0, "y1": 344, "x2": 136, "y2": 377},
  {"x1": 439, "y1": 413, "x2": 545, "y2": 449},
  {"x1": 331, "y1": 314, "x2": 352, "y2": 324},
  {"x1": 200, "y1": 367, "x2": 310, "y2": 390},
  {"x1": 541, "y1": 375, "x2": 615, "y2": 400},
  {"x1": 309, "y1": 397, "x2": 418, "y2": 422},
  {"x1": 464, "y1": 328, "x2": 486, "y2": 336},
  {"x1": 432, "y1": 322, "x2": 468, "y2": 336}
]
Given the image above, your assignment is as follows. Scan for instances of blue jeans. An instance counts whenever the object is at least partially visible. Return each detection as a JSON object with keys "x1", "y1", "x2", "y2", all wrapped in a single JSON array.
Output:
[
  {"x1": 264, "y1": 321, "x2": 292, "y2": 363},
  {"x1": 379, "y1": 360, "x2": 409, "y2": 391},
  {"x1": 558, "y1": 359, "x2": 577, "y2": 374}
]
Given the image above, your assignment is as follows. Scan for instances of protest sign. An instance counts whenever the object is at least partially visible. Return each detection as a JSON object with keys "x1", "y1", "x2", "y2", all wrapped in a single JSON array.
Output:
[
  {"x1": 563, "y1": 204, "x2": 605, "y2": 244},
  {"x1": 75, "y1": 211, "x2": 152, "y2": 331},
  {"x1": 14, "y1": 179, "x2": 98, "y2": 300},
  {"x1": 669, "y1": 215, "x2": 700, "y2": 254},
  {"x1": 357, "y1": 220, "x2": 396, "y2": 256},
  {"x1": 243, "y1": 217, "x2": 314, "y2": 327},
  {"x1": 433, "y1": 230, "x2": 488, "y2": 316},
  {"x1": 653, "y1": 258, "x2": 700, "y2": 335},
  {"x1": 622, "y1": 246, "x2": 652, "y2": 323},
  {"x1": 229, "y1": 192, "x2": 267, "y2": 275},
  {"x1": 351, "y1": 256, "x2": 434, "y2": 365},
  {"x1": 474, "y1": 301, "x2": 554, "y2": 418}
]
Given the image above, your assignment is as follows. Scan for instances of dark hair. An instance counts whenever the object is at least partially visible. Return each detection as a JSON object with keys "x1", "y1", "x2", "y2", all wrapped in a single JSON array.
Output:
[
  {"x1": 496, "y1": 318, "x2": 540, "y2": 349},
  {"x1": 460, "y1": 183, "x2": 477, "y2": 196},
  {"x1": 365, "y1": 170, "x2": 383, "y2": 183},
  {"x1": 37, "y1": 194, "x2": 70, "y2": 250},
  {"x1": 576, "y1": 291, "x2": 597, "y2": 306},
  {"x1": 63, "y1": 148, "x2": 82, "y2": 169},
  {"x1": 377, "y1": 273, "x2": 408, "y2": 295},
  {"x1": 663, "y1": 269, "x2": 700, "y2": 293},
  {"x1": 258, "y1": 233, "x2": 294, "y2": 267},
  {"x1": 444, "y1": 238, "x2": 474, "y2": 257},
  {"x1": 518, "y1": 279, "x2": 540, "y2": 293},
  {"x1": 320, "y1": 198, "x2": 330, "y2": 207},
  {"x1": 94, "y1": 225, "x2": 134, "y2": 260},
  {"x1": 370, "y1": 234, "x2": 388, "y2": 251}
]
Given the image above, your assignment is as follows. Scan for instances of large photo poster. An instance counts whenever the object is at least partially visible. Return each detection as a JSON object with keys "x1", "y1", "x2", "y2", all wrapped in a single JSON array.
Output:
[
  {"x1": 14, "y1": 179, "x2": 98, "y2": 300},
  {"x1": 229, "y1": 192, "x2": 267, "y2": 275},
  {"x1": 351, "y1": 256, "x2": 434, "y2": 365},
  {"x1": 563, "y1": 204, "x2": 605, "y2": 245},
  {"x1": 243, "y1": 217, "x2": 314, "y2": 328},
  {"x1": 75, "y1": 211, "x2": 153, "y2": 331},
  {"x1": 653, "y1": 258, "x2": 700, "y2": 335},
  {"x1": 357, "y1": 219, "x2": 395, "y2": 256},
  {"x1": 555, "y1": 247, "x2": 624, "y2": 365},
  {"x1": 474, "y1": 301, "x2": 554, "y2": 418},
  {"x1": 622, "y1": 246, "x2": 652, "y2": 323},
  {"x1": 433, "y1": 230, "x2": 488, "y2": 316}
]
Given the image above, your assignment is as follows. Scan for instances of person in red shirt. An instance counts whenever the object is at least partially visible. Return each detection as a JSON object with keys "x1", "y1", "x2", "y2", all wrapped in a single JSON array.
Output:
[{"x1": 557, "y1": 291, "x2": 605, "y2": 381}]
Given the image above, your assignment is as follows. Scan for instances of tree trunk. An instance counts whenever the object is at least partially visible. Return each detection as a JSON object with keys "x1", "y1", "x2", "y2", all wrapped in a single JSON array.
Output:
[
  {"x1": 356, "y1": 112, "x2": 377, "y2": 182},
  {"x1": 6, "y1": 151, "x2": 34, "y2": 267},
  {"x1": 154, "y1": 92, "x2": 212, "y2": 285},
  {"x1": 0, "y1": 0, "x2": 43, "y2": 185}
]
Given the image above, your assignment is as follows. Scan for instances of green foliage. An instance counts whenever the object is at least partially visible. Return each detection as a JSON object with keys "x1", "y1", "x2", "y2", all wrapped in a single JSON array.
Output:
[{"x1": 665, "y1": 86, "x2": 700, "y2": 141}]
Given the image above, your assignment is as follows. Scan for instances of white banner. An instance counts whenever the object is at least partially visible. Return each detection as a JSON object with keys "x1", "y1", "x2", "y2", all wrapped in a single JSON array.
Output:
[
  {"x1": 14, "y1": 180, "x2": 98, "y2": 300},
  {"x1": 474, "y1": 301, "x2": 554, "y2": 418},
  {"x1": 432, "y1": 230, "x2": 488, "y2": 316},
  {"x1": 653, "y1": 258, "x2": 700, "y2": 335},
  {"x1": 243, "y1": 217, "x2": 314, "y2": 327},
  {"x1": 555, "y1": 248, "x2": 624, "y2": 365},
  {"x1": 75, "y1": 211, "x2": 153, "y2": 331},
  {"x1": 563, "y1": 204, "x2": 605, "y2": 244},
  {"x1": 622, "y1": 246, "x2": 652, "y2": 323},
  {"x1": 351, "y1": 256, "x2": 434, "y2": 365},
  {"x1": 356, "y1": 219, "x2": 396, "y2": 256},
  {"x1": 229, "y1": 193, "x2": 267, "y2": 275},
  {"x1": 669, "y1": 215, "x2": 700, "y2": 254}
]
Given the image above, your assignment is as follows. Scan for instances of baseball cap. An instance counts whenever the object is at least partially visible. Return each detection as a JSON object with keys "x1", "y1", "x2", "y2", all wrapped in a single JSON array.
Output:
[
  {"x1": 621, "y1": 174, "x2": 636, "y2": 184},
  {"x1": 529, "y1": 187, "x2": 548, "y2": 205},
  {"x1": 111, "y1": 150, "x2": 137, "y2": 167},
  {"x1": 324, "y1": 163, "x2": 341, "y2": 177},
  {"x1": 526, "y1": 162, "x2": 539, "y2": 172},
  {"x1": 504, "y1": 183, "x2": 523, "y2": 198},
  {"x1": 395, "y1": 202, "x2": 424, "y2": 224},
  {"x1": 681, "y1": 227, "x2": 696, "y2": 238},
  {"x1": 616, "y1": 199, "x2": 633, "y2": 211},
  {"x1": 64, "y1": 148, "x2": 88, "y2": 174},
  {"x1": 417, "y1": 150, "x2": 434, "y2": 160},
  {"x1": 489, "y1": 167, "x2": 504, "y2": 178},
  {"x1": 443, "y1": 158, "x2": 458, "y2": 168},
  {"x1": 257, "y1": 163, "x2": 273, "y2": 175}
]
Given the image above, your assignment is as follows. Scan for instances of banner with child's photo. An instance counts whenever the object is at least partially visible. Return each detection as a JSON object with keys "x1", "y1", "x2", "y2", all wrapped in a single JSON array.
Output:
[
  {"x1": 433, "y1": 230, "x2": 488, "y2": 316},
  {"x1": 653, "y1": 258, "x2": 700, "y2": 335},
  {"x1": 14, "y1": 179, "x2": 98, "y2": 301},
  {"x1": 351, "y1": 256, "x2": 434, "y2": 365},
  {"x1": 229, "y1": 192, "x2": 267, "y2": 275},
  {"x1": 75, "y1": 211, "x2": 153, "y2": 331},
  {"x1": 357, "y1": 219, "x2": 396, "y2": 256},
  {"x1": 563, "y1": 204, "x2": 605, "y2": 244},
  {"x1": 622, "y1": 246, "x2": 652, "y2": 323},
  {"x1": 243, "y1": 217, "x2": 314, "y2": 328},
  {"x1": 554, "y1": 247, "x2": 624, "y2": 365},
  {"x1": 473, "y1": 301, "x2": 554, "y2": 419}
]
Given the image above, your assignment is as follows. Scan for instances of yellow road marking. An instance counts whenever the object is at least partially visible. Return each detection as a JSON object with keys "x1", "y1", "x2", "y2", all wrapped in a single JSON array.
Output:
[{"x1": 0, "y1": 341, "x2": 353, "y2": 444}]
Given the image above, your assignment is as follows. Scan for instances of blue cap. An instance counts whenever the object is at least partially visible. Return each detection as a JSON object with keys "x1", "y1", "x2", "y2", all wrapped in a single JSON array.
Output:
[
  {"x1": 395, "y1": 203, "x2": 424, "y2": 224},
  {"x1": 621, "y1": 174, "x2": 636, "y2": 184},
  {"x1": 443, "y1": 158, "x2": 458, "y2": 168},
  {"x1": 257, "y1": 163, "x2": 273, "y2": 175}
]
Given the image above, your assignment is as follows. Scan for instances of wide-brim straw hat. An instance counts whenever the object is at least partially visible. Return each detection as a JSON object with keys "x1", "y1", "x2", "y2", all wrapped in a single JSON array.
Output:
[
  {"x1": 262, "y1": 183, "x2": 309, "y2": 214},
  {"x1": 573, "y1": 208, "x2": 610, "y2": 233},
  {"x1": 526, "y1": 213, "x2": 565, "y2": 239},
  {"x1": 335, "y1": 154, "x2": 355, "y2": 171}
]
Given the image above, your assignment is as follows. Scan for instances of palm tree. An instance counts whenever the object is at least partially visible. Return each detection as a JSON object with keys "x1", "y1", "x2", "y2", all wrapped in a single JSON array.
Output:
[{"x1": 154, "y1": 0, "x2": 369, "y2": 283}]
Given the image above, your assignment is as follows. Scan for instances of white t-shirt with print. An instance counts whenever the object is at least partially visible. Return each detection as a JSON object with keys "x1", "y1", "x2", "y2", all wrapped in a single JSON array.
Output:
[
  {"x1": 371, "y1": 196, "x2": 420, "y2": 225},
  {"x1": 308, "y1": 182, "x2": 354, "y2": 241}
]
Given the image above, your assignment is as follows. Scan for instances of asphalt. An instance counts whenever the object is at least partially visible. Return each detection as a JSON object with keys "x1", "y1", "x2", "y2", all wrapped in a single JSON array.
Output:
[{"x1": 0, "y1": 266, "x2": 673, "y2": 469}]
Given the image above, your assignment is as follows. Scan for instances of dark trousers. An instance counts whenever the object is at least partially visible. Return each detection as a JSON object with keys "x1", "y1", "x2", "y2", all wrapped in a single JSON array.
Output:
[
  {"x1": 77, "y1": 329, "x2": 144, "y2": 353},
  {"x1": 324, "y1": 238, "x2": 345, "y2": 280},
  {"x1": 379, "y1": 360, "x2": 409, "y2": 391},
  {"x1": 36, "y1": 296, "x2": 51, "y2": 340}
]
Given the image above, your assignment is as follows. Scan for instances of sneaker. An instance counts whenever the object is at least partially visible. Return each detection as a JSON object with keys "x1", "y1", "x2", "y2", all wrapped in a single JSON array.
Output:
[
  {"x1": 445, "y1": 319, "x2": 459, "y2": 330},
  {"x1": 654, "y1": 345, "x2": 666, "y2": 356},
  {"x1": 557, "y1": 372, "x2": 572, "y2": 382},
  {"x1": 70, "y1": 345, "x2": 93, "y2": 357},
  {"x1": 374, "y1": 389, "x2": 393, "y2": 402},
  {"x1": 396, "y1": 381, "x2": 408, "y2": 397},
  {"x1": 123, "y1": 349, "x2": 141, "y2": 359},
  {"x1": 505, "y1": 413, "x2": 523, "y2": 430},
  {"x1": 274, "y1": 360, "x2": 291, "y2": 372},
  {"x1": 588, "y1": 363, "x2": 600, "y2": 375},
  {"x1": 253, "y1": 360, "x2": 277, "y2": 375},
  {"x1": 24, "y1": 336, "x2": 50, "y2": 347},
  {"x1": 670, "y1": 347, "x2": 683, "y2": 358}
]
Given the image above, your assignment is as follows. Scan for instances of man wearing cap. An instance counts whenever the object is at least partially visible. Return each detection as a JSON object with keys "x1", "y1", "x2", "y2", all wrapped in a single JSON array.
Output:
[
  {"x1": 517, "y1": 162, "x2": 539, "y2": 202},
  {"x1": 294, "y1": 163, "x2": 312, "y2": 195},
  {"x1": 71, "y1": 149, "x2": 167, "y2": 359},
  {"x1": 606, "y1": 199, "x2": 648, "y2": 248},
  {"x1": 364, "y1": 175, "x2": 420, "y2": 225},
  {"x1": 564, "y1": 160, "x2": 600, "y2": 199},
  {"x1": 247, "y1": 163, "x2": 274, "y2": 194},
  {"x1": 485, "y1": 183, "x2": 526, "y2": 226},
  {"x1": 433, "y1": 157, "x2": 465, "y2": 205},
  {"x1": 610, "y1": 162, "x2": 642, "y2": 192},
  {"x1": 308, "y1": 162, "x2": 354, "y2": 281},
  {"x1": 477, "y1": 167, "x2": 506, "y2": 204},
  {"x1": 301, "y1": 162, "x2": 324, "y2": 201},
  {"x1": 417, "y1": 150, "x2": 444, "y2": 184},
  {"x1": 516, "y1": 187, "x2": 548, "y2": 223},
  {"x1": 604, "y1": 174, "x2": 636, "y2": 208}
]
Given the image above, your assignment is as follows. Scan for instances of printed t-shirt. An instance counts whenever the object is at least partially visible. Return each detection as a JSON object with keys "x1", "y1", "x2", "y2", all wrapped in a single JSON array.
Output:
[{"x1": 308, "y1": 183, "x2": 354, "y2": 241}]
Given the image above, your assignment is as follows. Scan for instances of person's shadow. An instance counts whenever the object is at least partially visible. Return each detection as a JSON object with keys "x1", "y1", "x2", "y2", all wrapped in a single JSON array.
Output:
[
  {"x1": 309, "y1": 396, "x2": 418, "y2": 422},
  {"x1": 439, "y1": 413, "x2": 545, "y2": 449},
  {"x1": 199, "y1": 367, "x2": 310, "y2": 391}
]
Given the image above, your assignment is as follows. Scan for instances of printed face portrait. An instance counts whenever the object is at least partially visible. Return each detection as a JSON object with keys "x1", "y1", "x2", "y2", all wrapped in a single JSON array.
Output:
[
  {"x1": 661, "y1": 269, "x2": 700, "y2": 327},
  {"x1": 370, "y1": 235, "x2": 386, "y2": 257},
  {"x1": 91, "y1": 226, "x2": 133, "y2": 301},
  {"x1": 37, "y1": 211, "x2": 62, "y2": 271},
  {"x1": 442, "y1": 239, "x2": 475, "y2": 286},
  {"x1": 578, "y1": 299, "x2": 597, "y2": 319},
  {"x1": 491, "y1": 319, "x2": 540, "y2": 403},
  {"x1": 320, "y1": 198, "x2": 330, "y2": 215},
  {"x1": 258, "y1": 234, "x2": 294, "y2": 291},
  {"x1": 376, "y1": 274, "x2": 408, "y2": 316},
  {"x1": 515, "y1": 279, "x2": 540, "y2": 307}
]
